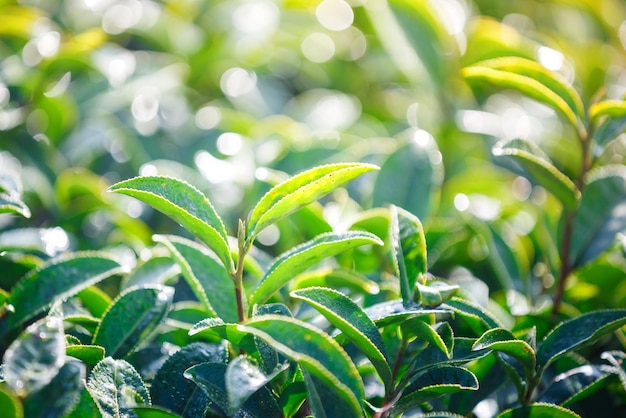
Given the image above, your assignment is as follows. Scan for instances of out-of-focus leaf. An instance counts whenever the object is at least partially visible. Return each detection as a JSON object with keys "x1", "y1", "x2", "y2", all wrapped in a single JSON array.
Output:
[
  {"x1": 0, "y1": 385, "x2": 23, "y2": 418},
  {"x1": 123, "y1": 256, "x2": 180, "y2": 289},
  {"x1": 23, "y1": 360, "x2": 85, "y2": 418},
  {"x1": 2, "y1": 253, "x2": 123, "y2": 335},
  {"x1": 109, "y1": 176, "x2": 233, "y2": 273},
  {"x1": 66, "y1": 387, "x2": 99, "y2": 418},
  {"x1": 463, "y1": 66, "x2": 580, "y2": 129},
  {"x1": 497, "y1": 403, "x2": 581, "y2": 418},
  {"x1": 302, "y1": 370, "x2": 362, "y2": 418},
  {"x1": 132, "y1": 406, "x2": 184, "y2": 418},
  {"x1": 250, "y1": 231, "x2": 382, "y2": 307},
  {"x1": 247, "y1": 163, "x2": 379, "y2": 238},
  {"x1": 566, "y1": 165, "x2": 626, "y2": 265},
  {"x1": 389, "y1": 206, "x2": 427, "y2": 304},
  {"x1": 0, "y1": 193, "x2": 30, "y2": 218},
  {"x1": 590, "y1": 100, "x2": 626, "y2": 124},
  {"x1": 86, "y1": 357, "x2": 150, "y2": 418},
  {"x1": 291, "y1": 286, "x2": 392, "y2": 394},
  {"x1": 154, "y1": 234, "x2": 238, "y2": 323},
  {"x1": 391, "y1": 366, "x2": 478, "y2": 416},
  {"x1": 151, "y1": 342, "x2": 226, "y2": 417},
  {"x1": 364, "y1": 299, "x2": 449, "y2": 328},
  {"x1": 536, "y1": 309, "x2": 626, "y2": 374},
  {"x1": 373, "y1": 138, "x2": 443, "y2": 221},
  {"x1": 225, "y1": 355, "x2": 288, "y2": 415},
  {"x1": 3, "y1": 316, "x2": 65, "y2": 396},
  {"x1": 289, "y1": 267, "x2": 380, "y2": 295},
  {"x1": 539, "y1": 365, "x2": 613, "y2": 406},
  {"x1": 472, "y1": 328, "x2": 536, "y2": 374},
  {"x1": 93, "y1": 285, "x2": 174, "y2": 358},
  {"x1": 493, "y1": 139, "x2": 580, "y2": 211},
  {"x1": 442, "y1": 297, "x2": 502, "y2": 334}
]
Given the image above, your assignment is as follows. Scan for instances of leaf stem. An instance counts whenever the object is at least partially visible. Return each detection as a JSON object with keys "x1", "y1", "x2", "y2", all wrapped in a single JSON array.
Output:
[{"x1": 235, "y1": 220, "x2": 249, "y2": 323}]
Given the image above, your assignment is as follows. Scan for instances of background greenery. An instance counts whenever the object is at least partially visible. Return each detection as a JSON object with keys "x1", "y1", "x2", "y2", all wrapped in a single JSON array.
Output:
[{"x1": 1, "y1": 0, "x2": 626, "y2": 417}]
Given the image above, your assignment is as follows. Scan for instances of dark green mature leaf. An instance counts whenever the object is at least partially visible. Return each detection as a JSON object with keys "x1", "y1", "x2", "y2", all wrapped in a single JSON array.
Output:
[
  {"x1": 364, "y1": 299, "x2": 448, "y2": 327},
  {"x1": 0, "y1": 386, "x2": 23, "y2": 418},
  {"x1": 250, "y1": 231, "x2": 382, "y2": 307},
  {"x1": 226, "y1": 356, "x2": 288, "y2": 415},
  {"x1": 462, "y1": 66, "x2": 580, "y2": 129},
  {"x1": 3, "y1": 316, "x2": 65, "y2": 396},
  {"x1": 23, "y1": 360, "x2": 85, "y2": 418},
  {"x1": 389, "y1": 206, "x2": 426, "y2": 303},
  {"x1": 497, "y1": 403, "x2": 581, "y2": 418},
  {"x1": 373, "y1": 137, "x2": 444, "y2": 221},
  {"x1": 589, "y1": 100, "x2": 626, "y2": 124},
  {"x1": 247, "y1": 163, "x2": 379, "y2": 238},
  {"x1": 539, "y1": 365, "x2": 613, "y2": 406},
  {"x1": 151, "y1": 342, "x2": 226, "y2": 418},
  {"x1": 66, "y1": 388, "x2": 99, "y2": 418},
  {"x1": 303, "y1": 370, "x2": 361, "y2": 418},
  {"x1": 443, "y1": 297, "x2": 503, "y2": 335},
  {"x1": 2, "y1": 253, "x2": 123, "y2": 334},
  {"x1": 66, "y1": 345, "x2": 106, "y2": 365},
  {"x1": 536, "y1": 310, "x2": 626, "y2": 373},
  {"x1": 492, "y1": 140, "x2": 580, "y2": 211},
  {"x1": 155, "y1": 234, "x2": 238, "y2": 322},
  {"x1": 413, "y1": 338, "x2": 490, "y2": 372},
  {"x1": 86, "y1": 357, "x2": 150, "y2": 418},
  {"x1": 470, "y1": 57, "x2": 585, "y2": 120},
  {"x1": 290, "y1": 287, "x2": 392, "y2": 393},
  {"x1": 242, "y1": 315, "x2": 365, "y2": 415},
  {"x1": 566, "y1": 165, "x2": 626, "y2": 265},
  {"x1": 109, "y1": 176, "x2": 234, "y2": 273},
  {"x1": 0, "y1": 193, "x2": 30, "y2": 218},
  {"x1": 473, "y1": 328, "x2": 536, "y2": 373},
  {"x1": 392, "y1": 366, "x2": 478, "y2": 416},
  {"x1": 184, "y1": 362, "x2": 281, "y2": 418},
  {"x1": 93, "y1": 285, "x2": 174, "y2": 358}
]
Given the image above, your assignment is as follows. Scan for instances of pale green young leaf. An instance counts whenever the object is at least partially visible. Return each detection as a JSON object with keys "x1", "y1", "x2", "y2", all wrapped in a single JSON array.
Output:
[
  {"x1": 2, "y1": 252, "x2": 123, "y2": 334},
  {"x1": 3, "y1": 316, "x2": 65, "y2": 396},
  {"x1": 536, "y1": 309, "x2": 626, "y2": 374},
  {"x1": 154, "y1": 234, "x2": 238, "y2": 322},
  {"x1": 493, "y1": 140, "x2": 580, "y2": 211},
  {"x1": 589, "y1": 100, "x2": 626, "y2": 124},
  {"x1": 0, "y1": 386, "x2": 23, "y2": 418},
  {"x1": 392, "y1": 366, "x2": 478, "y2": 416},
  {"x1": 242, "y1": 315, "x2": 365, "y2": 416},
  {"x1": 0, "y1": 193, "x2": 30, "y2": 218},
  {"x1": 290, "y1": 286, "x2": 392, "y2": 394},
  {"x1": 497, "y1": 403, "x2": 581, "y2": 418},
  {"x1": 247, "y1": 163, "x2": 379, "y2": 238},
  {"x1": 470, "y1": 57, "x2": 584, "y2": 120},
  {"x1": 472, "y1": 328, "x2": 536, "y2": 373},
  {"x1": 108, "y1": 176, "x2": 233, "y2": 273},
  {"x1": 389, "y1": 205, "x2": 427, "y2": 303},
  {"x1": 86, "y1": 357, "x2": 150, "y2": 418},
  {"x1": 462, "y1": 66, "x2": 580, "y2": 129},
  {"x1": 250, "y1": 231, "x2": 383, "y2": 307},
  {"x1": 66, "y1": 345, "x2": 106, "y2": 365},
  {"x1": 93, "y1": 285, "x2": 174, "y2": 358},
  {"x1": 132, "y1": 406, "x2": 184, "y2": 418},
  {"x1": 401, "y1": 318, "x2": 450, "y2": 358}
]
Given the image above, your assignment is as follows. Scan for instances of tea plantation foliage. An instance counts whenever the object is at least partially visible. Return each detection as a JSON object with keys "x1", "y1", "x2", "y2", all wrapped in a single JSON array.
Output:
[{"x1": 1, "y1": 0, "x2": 626, "y2": 417}]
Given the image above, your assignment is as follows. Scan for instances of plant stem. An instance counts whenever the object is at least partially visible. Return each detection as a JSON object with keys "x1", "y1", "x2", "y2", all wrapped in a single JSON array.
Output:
[
  {"x1": 373, "y1": 339, "x2": 409, "y2": 418},
  {"x1": 235, "y1": 220, "x2": 249, "y2": 323}
]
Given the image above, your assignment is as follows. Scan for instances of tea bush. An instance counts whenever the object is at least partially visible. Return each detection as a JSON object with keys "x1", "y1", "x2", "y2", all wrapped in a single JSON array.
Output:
[{"x1": 1, "y1": 0, "x2": 626, "y2": 417}]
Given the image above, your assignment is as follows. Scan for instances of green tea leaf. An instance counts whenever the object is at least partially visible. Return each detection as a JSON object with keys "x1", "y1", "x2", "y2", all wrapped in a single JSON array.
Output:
[
  {"x1": 566, "y1": 165, "x2": 626, "y2": 265},
  {"x1": 86, "y1": 357, "x2": 150, "y2": 418},
  {"x1": 66, "y1": 387, "x2": 100, "y2": 418},
  {"x1": 123, "y1": 256, "x2": 180, "y2": 289},
  {"x1": 392, "y1": 366, "x2": 478, "y2": 416},
  {"x1": 539, "y1": 365, "x2": 612, "y2": 406},
  {"x1": 290, "y1": 286, "x2": 392, "y2": 394},
  {"x1": 225, "y1": 355, "x2": 288, "y2": 415},
  {"x1": 289, "y1": 268, "x2": 381, "y2": 295},
  {"x1": 3, "y1": 316, "x2": 65, "y2": 396},
  {"x1": 442, "y1": 297, "x2": 503, "y2": 334},
  {"x1": 184, "y1": 362, "x2": 281, "y2": 418},
  {"x1": 250, "y1": 231, "x2": 382, "y2": 307},
  {"x1": 23, "y1": 360, "x2": 85, "y2": 418},
  {"x1": 470, "y1": 57, "x2": 584, "y2": 120},
  {"x1": 0, "y1": 386, "x2": 23, "y2": 418},
  {"x1": 497, "y1": 403, "x2": 581, "y2": 418},
  {"x1": 536, "y1": 310, "x2": 626, "y2": 373},
  {"x1": 401, "y1": 318, "x2": 451, "y2": 358},
  {"x1": 473, "y1": 328, "x2": 536, "y2": 373},
  {"x1": 77, "y1": 286, "x2": 112, "y2": 318},
  {"x1": 0, "y1": 193, "x2": 30, "y2": 218},
  {"x1": 373, "y1": 138, "x2": 444, "y2": 221},
  {"x1": 66, "y1": 345, "x2": 106, "y2": 365},
  {"x1": 364, "y1": 299, "x2": 449, "y2": 328},
  {"x1": 109, "y1": 176, "x2": 233, "y2": 273},
  {"x1": 155, "y1": 234, "x2": 238, "y2": 322},
  {"x1": 302, "y1": 370, "x2": 361, "y2": 418},
  {"x1": 589, "y1": 100, "x2": 626, "y2": 124},
  {"x1": 247, "y1": 163, "x2": 379, "y2": 238},
  {"x1": 93, "y1": 285, "x2": 174, "y2": 358},
  {"x1": 493, "y1": 140, "x2": 580, "y2": 211},
  {"x1": 242, "y1": 315, "x2": 365, "y2": 415},
  {"x1": 151, "y1": 342, "x2": 226, "y2": 417},
  {"x1": 389, "y1": 205, "x2": 427, "y2": 303},
  {"x1": 132, "y1": 406, "x2": 184, "y2": 418},
  {"x1": 462, "y1": 66, "x2": 580, "y2": 129},
  {"x1": 3, "y1": 252, "x2": 123, "y2": 334}
]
